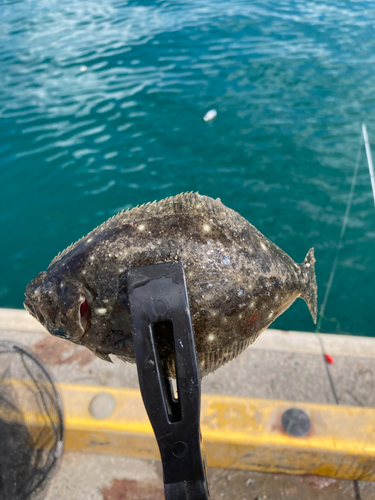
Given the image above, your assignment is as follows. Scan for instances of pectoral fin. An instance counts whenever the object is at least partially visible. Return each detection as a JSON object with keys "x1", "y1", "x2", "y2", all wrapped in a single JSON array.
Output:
[{"x1": 94, "y1": 349, "x2": 113, "y2": 363}]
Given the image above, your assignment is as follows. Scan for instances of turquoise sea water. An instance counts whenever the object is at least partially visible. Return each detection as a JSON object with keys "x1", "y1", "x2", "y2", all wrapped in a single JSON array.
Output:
[{"x1": 1, "y1": 0, "x2": 375, "y2": 337}]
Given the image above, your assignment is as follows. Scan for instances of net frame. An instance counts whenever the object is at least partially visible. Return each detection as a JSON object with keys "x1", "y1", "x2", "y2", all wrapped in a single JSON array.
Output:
[{"x1": 0, "y1": 340, "x2": 64, "y2": 500}]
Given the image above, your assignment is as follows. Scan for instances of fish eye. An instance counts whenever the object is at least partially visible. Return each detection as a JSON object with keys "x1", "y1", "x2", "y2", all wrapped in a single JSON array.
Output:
[{"x1": 52, "y1": 327, "x2": 70, "y2": 339}]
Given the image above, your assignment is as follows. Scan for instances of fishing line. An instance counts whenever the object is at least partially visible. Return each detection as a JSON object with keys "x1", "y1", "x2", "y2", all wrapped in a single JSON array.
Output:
[
  {"x1": 362, "y1": 123, "x2": 375, "y2": 205},
  {"x1": 315, "y1": 133, "x2": 363, "y2": 332},
  {"x1": 251, "y1": 131, "x2": 364, "y2": 498},
  {"x1": 317, "y1": 335, "x2": 339, "y2": 404},
  {"x1": 267, "y1": 131, "x2": 363, "y2": 498},
  {"x1": 292, "y1": 131, "x2": 363, "y2": 406},
  {"x1": 312, "y1": 132, "x2": 363, "y2": 499},
  {"x1": 313, "y1": 132, "x2": 363, "y2": 408}
]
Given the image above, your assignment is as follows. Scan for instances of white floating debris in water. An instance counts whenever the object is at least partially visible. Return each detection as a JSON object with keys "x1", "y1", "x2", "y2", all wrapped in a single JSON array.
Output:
[
  {"x1": 203, "y1": 109, "x2": 217, "y2": 122},
  {"x1": 80, "y1": 65, "x2": 88, "y2": 72}
]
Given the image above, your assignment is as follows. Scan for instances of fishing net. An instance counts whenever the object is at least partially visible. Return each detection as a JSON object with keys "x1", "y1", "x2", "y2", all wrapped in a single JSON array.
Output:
[{"x1": 0, "y1": 341, "x2": 64, "y2": 500}]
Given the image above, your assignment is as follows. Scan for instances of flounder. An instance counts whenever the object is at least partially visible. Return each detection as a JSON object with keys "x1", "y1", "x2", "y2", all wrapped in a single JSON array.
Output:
[{"x1": 24, "y1": 193, "x2": 317, "y2": 377}]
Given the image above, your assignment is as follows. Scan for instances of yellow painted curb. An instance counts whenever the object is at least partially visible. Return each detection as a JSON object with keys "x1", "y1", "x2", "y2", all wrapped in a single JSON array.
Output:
[{"x1": 55, "y1": 383, "x2": 375, "y2": 481}]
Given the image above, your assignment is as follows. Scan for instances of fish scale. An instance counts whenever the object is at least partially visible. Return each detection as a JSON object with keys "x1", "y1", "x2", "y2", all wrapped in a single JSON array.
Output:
[{"x1": 24, "y1": 193, "x2": 317, "y2": 377}]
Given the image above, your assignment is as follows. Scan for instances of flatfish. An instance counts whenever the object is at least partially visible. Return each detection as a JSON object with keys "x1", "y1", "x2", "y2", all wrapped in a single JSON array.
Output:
[{"x1": 24, "y1": 193, "x2": 317, "y2": 377}]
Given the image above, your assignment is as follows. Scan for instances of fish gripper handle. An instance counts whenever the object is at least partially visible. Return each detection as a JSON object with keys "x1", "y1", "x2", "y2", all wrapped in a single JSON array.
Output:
[{"x1": 127, "y1": 261, "x2": 210, "y2": 500}]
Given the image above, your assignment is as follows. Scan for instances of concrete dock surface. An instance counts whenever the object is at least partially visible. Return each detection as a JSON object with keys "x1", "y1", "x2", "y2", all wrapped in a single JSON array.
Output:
[{"x1": 0, "y1": 308, "x2": 374, "y2": 499}]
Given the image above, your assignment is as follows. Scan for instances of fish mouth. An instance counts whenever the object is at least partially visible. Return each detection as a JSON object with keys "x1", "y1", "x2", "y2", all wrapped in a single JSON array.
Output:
[{"x1": 24, "y1": 297, "x2": 45, "y2": 325}]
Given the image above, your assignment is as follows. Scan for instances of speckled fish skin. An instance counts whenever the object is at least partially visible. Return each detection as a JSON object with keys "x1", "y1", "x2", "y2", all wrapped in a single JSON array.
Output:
[{"x1": 24, "y1": 193, "x2": 317, "y2": 377}]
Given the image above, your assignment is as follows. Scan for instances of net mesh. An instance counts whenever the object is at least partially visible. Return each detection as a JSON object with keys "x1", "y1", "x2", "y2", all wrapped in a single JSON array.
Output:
[{"x1": 0, "y1": 341, "x2": 64, "y2": 500}]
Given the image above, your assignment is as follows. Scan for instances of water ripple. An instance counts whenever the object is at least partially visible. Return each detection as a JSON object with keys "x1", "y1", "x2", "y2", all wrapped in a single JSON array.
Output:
[
  {"x1": 1, "y1": 0, "x2": 375, "y2": 338},
  {"x1": 84, "y1": 179, "x2": 116, "y2": 195}
]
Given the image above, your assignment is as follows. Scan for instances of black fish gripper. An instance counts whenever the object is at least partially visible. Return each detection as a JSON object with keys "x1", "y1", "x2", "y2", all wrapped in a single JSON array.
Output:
[{"x1": 127, "y1": 261, "x2": 210, "y2": 500}]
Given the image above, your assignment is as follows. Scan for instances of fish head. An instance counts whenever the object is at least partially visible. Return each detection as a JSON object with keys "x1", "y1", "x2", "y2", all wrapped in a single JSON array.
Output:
[{"x1": 24, "y1": 269, "x2": 92, "y2": 342}]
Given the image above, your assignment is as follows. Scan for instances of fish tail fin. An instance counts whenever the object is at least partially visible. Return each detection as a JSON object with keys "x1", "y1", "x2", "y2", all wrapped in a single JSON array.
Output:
[{"x1": 300, "y1": 248, "x2": 318, "y2": 324}]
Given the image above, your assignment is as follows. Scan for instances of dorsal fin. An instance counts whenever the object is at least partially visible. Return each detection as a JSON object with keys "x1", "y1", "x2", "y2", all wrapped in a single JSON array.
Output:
[
  {"x1": 48, "y1": 192, "x2": 214, "y2": 268},
  {"x1": 114, "y1": 192, "x2": 201, "y2": 222}
]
